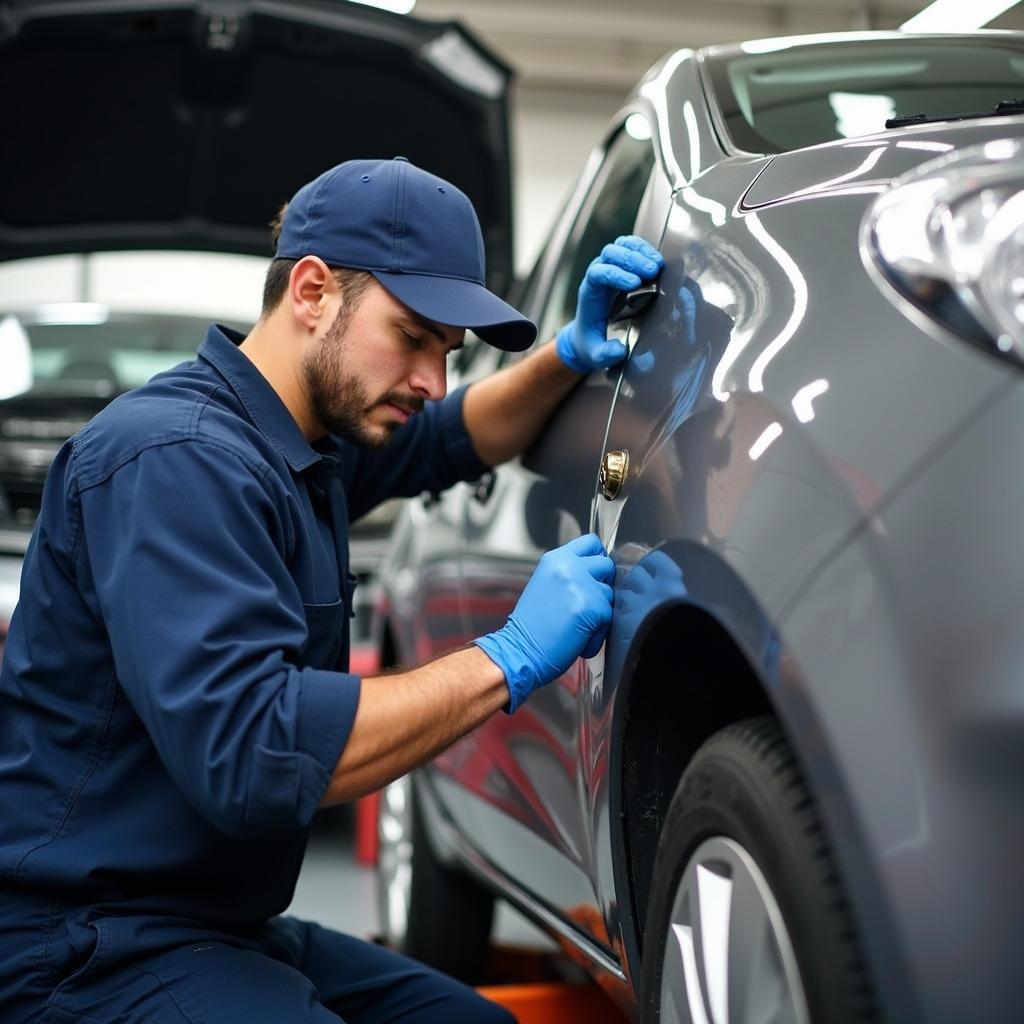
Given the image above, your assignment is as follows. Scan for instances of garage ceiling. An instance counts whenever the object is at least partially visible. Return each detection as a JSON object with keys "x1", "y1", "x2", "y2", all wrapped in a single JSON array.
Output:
[{"x1": 414, "y1": 0, "x2": 1024, "y2": 93}]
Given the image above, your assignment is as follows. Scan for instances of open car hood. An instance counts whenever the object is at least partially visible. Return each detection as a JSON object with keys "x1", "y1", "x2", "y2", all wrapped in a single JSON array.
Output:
[{"x1": 0, "y1": 0, "x2": 515, "y2": 293}]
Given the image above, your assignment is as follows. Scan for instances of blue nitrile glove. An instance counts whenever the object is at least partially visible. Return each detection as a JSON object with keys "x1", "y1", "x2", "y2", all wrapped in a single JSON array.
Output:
[
  {"x1": 604, "y1": 550, "x2": 686, "y2": 686},
  {"x1": 555, "y1": 235, "x2": 664, "y2": 373},
  {"x1": 474, "y1": 534, "x2": 615, "y2": 713}
]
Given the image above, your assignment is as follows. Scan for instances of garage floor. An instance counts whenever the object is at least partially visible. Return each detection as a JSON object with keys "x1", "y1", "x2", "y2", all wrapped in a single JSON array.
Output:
[{"x1": 287, "y1": 807, "x2": 554, "y2": 951}]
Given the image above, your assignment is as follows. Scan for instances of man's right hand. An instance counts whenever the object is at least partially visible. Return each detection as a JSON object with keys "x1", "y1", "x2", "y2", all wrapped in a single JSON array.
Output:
[{"x1": 473, "y1": 534, "x2": 615, "y2": 713}]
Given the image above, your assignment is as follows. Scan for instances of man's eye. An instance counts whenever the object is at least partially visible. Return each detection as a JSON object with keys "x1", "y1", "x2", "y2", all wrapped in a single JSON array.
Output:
[{"x1": 401, "y1": 329, "x2": 423, "y2": 346}]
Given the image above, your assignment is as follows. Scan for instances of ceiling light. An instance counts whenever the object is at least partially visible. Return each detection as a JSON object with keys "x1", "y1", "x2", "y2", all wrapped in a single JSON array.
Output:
[
  {"x1": 346, "y1": 0, "x2": 416, "y2": 14},
  {"x1": 901, "y1": 0, "x2": 1019, "y2": 32},
  {"x1": 625, "y1": 113, "x2": 652, "y2": 142},
  {"x1": 0, "y1": 315, "x2": 33, "y2": 401},
  {"x1": 749, "y1": 422, "x2": 783, "y2": 461},
  {"x1": 829, "y1": 93, "x2": 896, "y2": 138}
]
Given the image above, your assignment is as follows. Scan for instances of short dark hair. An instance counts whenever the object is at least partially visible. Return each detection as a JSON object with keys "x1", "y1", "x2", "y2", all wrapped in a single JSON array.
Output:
[{"x1": 261, "y1": 202, "x2": 374, "y2": 317}]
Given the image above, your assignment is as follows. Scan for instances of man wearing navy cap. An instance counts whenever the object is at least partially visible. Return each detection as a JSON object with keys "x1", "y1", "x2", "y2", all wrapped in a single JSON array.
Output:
[{"x1": 0, "y1": 157, "x2": 663, "y2": 1022}]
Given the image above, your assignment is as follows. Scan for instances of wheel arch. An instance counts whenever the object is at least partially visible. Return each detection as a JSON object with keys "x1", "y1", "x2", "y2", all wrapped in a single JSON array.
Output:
[{"x1": 612, "y1": 600, "x2": 774, "y2": 961}]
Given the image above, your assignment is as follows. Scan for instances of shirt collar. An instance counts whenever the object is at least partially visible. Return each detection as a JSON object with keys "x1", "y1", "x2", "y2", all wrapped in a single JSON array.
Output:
[{"x1": 198, "y1": 324, "x2": 322, "y2": 473}]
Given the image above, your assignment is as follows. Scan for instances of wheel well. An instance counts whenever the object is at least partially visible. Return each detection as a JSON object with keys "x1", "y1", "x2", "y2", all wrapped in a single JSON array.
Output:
[{"x1": 619, "y1": 604, "x2": 773, "y2": 948}]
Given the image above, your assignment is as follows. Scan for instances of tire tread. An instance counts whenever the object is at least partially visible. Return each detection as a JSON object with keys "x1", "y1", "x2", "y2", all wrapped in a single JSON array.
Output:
[{"x1": 641, "y1": 715, "x2": 880, "y2": 1023}]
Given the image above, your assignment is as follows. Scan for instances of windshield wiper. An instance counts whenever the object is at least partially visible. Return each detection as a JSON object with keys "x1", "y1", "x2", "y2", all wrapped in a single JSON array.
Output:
[{"x1": 886, "y1": 98, "x2": 1024, "y2": 130}]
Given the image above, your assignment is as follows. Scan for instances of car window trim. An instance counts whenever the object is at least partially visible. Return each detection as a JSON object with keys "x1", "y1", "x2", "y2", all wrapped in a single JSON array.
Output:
[{"x1": 525, "y1": 116, "x2": 659, "y2": 352}]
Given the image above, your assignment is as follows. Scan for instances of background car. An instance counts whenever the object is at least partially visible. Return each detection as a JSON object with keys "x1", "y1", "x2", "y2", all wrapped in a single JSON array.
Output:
[
  {"x1": 0, "y1": 292, "x2": 405, "y2": 670},
  {"x1": 374, "y1": 30, "x2": 1024, "y2": 1024},
  {"x1": 0, "y1": 0, "x2": 517, "y2": 669},
  {"x1": 0, "y1": 304, "x2": 239, "y2": 640}
]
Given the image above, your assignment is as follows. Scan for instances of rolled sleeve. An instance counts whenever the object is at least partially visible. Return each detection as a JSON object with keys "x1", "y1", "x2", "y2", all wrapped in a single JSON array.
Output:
[
  {"x1": 77, "y1": 438, "x2": 358, "y2": 837},
  {"x1": 244, "y1": 667, "x2": 361, "y2": 829}
]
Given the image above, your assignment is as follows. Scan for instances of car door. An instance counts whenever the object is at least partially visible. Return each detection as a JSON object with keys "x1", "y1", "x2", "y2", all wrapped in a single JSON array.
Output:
[{"x1": 433, "y1": 117, "x2": 673, "y2": 956}]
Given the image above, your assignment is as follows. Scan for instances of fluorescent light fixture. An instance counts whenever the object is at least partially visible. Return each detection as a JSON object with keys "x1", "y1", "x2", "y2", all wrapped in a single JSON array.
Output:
[
  {"x1": 0, "y1": 315, "x2": 33, "y2": 400},
  {"x1": 896, "y1": 140, "x2": 955, "y2": 152},
  {"x1": 901, "y1": 0, "x2": 1019, "y2": 32},
  {"x1": 749, "y1": 422, "x2": 783, "y2": 461},
  {"x1": 346, "y1": 0, "x2": 415, "y2": 13},
  {"x1": 624, "y1": 113, "x2": 652, "y2": 142},
  {"x1": 792, "y1": 379, "x2": 830, "y2": 423},
  {"x1": 830, "y1": 93, "x2": 896, "y2": 138},
  {"x1": 741, "y1": 32, "x2": 891, "y2": 55},
  {"x1": 681, "y1": 186, "x2": 727, "y2": 226},
  {"x1": 33, "y1": 302, "x2": 110, "y2": 326},
  {"x1": 683, "y1": 101, "x2": 701, "y2": 181}
]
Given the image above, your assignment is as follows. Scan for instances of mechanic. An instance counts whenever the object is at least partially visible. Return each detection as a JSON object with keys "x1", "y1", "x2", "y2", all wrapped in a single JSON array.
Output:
[{"x1": 0, "y1": 156, "x2": 663, "y2": 1023}]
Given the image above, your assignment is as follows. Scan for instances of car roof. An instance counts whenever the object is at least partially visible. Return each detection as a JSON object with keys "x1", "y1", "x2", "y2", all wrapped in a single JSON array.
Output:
[{"x1": 701, "y1": 28, "x2": 1024, "y2": 61}]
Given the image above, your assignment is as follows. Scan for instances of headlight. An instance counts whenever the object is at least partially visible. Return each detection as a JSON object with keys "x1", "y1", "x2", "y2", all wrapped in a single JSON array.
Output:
[{"x1": 866, "y1": 138, "x2": 1024, "y2": 367}]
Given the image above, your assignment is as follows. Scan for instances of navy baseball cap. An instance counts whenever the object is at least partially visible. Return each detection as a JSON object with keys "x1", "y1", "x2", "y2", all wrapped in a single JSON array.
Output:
[{"x1": 275, "y1": 157, "x2": 536, "y2": 351}]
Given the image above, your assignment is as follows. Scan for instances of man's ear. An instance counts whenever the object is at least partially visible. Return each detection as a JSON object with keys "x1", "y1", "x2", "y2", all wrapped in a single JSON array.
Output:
[{"x1": 288, "y1": 256, "x2": 336, "y2": 332}]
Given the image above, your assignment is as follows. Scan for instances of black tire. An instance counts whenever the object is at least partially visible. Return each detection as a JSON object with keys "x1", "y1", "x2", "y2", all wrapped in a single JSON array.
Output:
[
  {"x1": 641, "y1": 716, "x2": 878, "y2": 1024},
  {"x1": 377, "y1": 775, "x2": 495, "y2": 983}
]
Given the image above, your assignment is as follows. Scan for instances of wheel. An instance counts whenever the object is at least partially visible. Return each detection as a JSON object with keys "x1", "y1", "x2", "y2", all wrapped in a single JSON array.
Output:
[
  {"x1": 376, "y1": 773, "x2": 496, "y2": 983},
  {"x1": 641, "y1": 716, "x2": 877, "y2": 1024}
]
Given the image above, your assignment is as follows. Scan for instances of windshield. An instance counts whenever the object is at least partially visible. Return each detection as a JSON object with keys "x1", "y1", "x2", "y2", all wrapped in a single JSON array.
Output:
[
  {"x1": 0, "y1": 309, "x2": 230, "y2": 402},
  {"x1": 706, "y1": 37, "x2": 1024, "y2": 153}
]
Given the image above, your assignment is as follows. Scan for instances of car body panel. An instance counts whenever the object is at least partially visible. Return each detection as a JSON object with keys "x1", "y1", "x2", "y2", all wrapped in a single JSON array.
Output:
[
  {"x1": 780, "y1": 372, "x2": 1024, "y2": 1023},
  {"x1": 374, "y1": 34, "x2": 1024, "y2": 1022},
  {"x1": 591, "y1": 169, "x2": 1015, "y2": 1015},
  {"x1": 742, "y1": 119, "x2": 1024, "y2": 208},
  {"x1": 440, "y1": 148, "x2": 675, "y2": 965}
]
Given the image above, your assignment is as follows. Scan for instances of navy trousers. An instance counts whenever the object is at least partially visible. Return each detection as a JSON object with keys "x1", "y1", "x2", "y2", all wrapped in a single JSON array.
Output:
[{"x1": 0, "y1": 908, "x2": 515, "y2": 1024}]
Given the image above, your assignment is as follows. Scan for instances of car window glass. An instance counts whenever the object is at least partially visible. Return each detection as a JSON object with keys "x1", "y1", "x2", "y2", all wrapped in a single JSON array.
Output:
[
  {"x1": 492, "y1": 242, "x2": 553, "y2": 370},
  {"x1": 0, "y1": 312, "x2": 236, "y2": 401},
  {"x1": 708, "y1": 39, "x2": 1024, "y2": 153},
  {"x1": 537, "y1": 127, "x2": 656, "y2": 345},
  {"x1": 450, "y1": 330, "x2": 501, "y2": 381}
]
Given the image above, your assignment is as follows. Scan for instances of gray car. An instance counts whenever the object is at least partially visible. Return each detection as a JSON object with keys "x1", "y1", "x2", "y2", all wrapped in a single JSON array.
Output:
[{"x1": 374, "y1": 31, "x2": 1024, "y2": 1024}]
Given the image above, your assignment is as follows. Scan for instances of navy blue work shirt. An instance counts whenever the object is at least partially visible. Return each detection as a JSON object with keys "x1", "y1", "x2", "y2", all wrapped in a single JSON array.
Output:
[{"x1": 0, "y1": 324, "x2": 488, "y2": 927}]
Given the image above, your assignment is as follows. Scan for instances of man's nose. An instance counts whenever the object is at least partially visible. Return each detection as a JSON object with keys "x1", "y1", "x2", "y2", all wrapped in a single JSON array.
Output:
[{"x1": 409, "y1": 351, "x2": 447, "y2": 402}]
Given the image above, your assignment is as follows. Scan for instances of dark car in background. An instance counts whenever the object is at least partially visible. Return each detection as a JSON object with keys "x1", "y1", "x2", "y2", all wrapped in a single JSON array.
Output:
[
  {"x1": 0, "y1": 299, "x2": 400, "y2": 667},
  {"x1": 0, "y1": 0, "x2": 518, "y2": 666},
  {"x1": 374, "y1": 31, "x2": 1024, "y2": 1024},
  {"x1": 0, "y1": 304, "x2": 249, "y2": 643}
]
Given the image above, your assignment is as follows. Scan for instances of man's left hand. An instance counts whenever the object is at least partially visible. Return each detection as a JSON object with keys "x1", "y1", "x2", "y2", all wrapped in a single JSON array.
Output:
[{"x1": 555, "y1": 235, "x2": 664, "y2": 374}]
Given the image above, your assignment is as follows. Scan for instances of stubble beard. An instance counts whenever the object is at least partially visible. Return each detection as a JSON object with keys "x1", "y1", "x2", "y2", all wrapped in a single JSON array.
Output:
[{"x1": 303, "y1": 304, "x2": 420, "y2": 449}]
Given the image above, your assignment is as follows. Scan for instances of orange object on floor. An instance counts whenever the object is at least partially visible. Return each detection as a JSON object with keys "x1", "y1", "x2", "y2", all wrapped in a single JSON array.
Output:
[
  {"x1": 349, "y1": 644, "x2": 380, "y2": 677},
  {"x1": 351, "y1": 644, "x2": 382, "y2": 867},
  {"x1": 476, "y1": 982, "x2": 628, "y2": 1023},
  {"x1": 354, "y1": 789, "x2": 380, "y2": 866}
]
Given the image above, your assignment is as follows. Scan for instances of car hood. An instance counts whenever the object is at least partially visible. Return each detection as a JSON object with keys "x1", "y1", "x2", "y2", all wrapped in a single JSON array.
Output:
[
  {"x1": 741, "y1": 116, "x2": 1024, "y2": 209},
  {"x1": 0, "y1": 0, "x2": 516, "y2": 293}
]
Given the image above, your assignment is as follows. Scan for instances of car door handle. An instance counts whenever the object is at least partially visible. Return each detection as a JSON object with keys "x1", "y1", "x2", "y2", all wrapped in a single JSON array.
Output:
[
  {"x1": 609, "y1": 279, "x2": 660, "y2": 323},
  {"x1": 471, "y1": 472, "x2": 496, "y2": 504}
]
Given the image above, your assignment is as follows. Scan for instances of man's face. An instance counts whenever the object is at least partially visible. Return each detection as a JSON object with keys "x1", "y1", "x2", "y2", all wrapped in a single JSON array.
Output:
[{"x1": 302, "y1": 280, "x2": 464, "y2": 448}]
